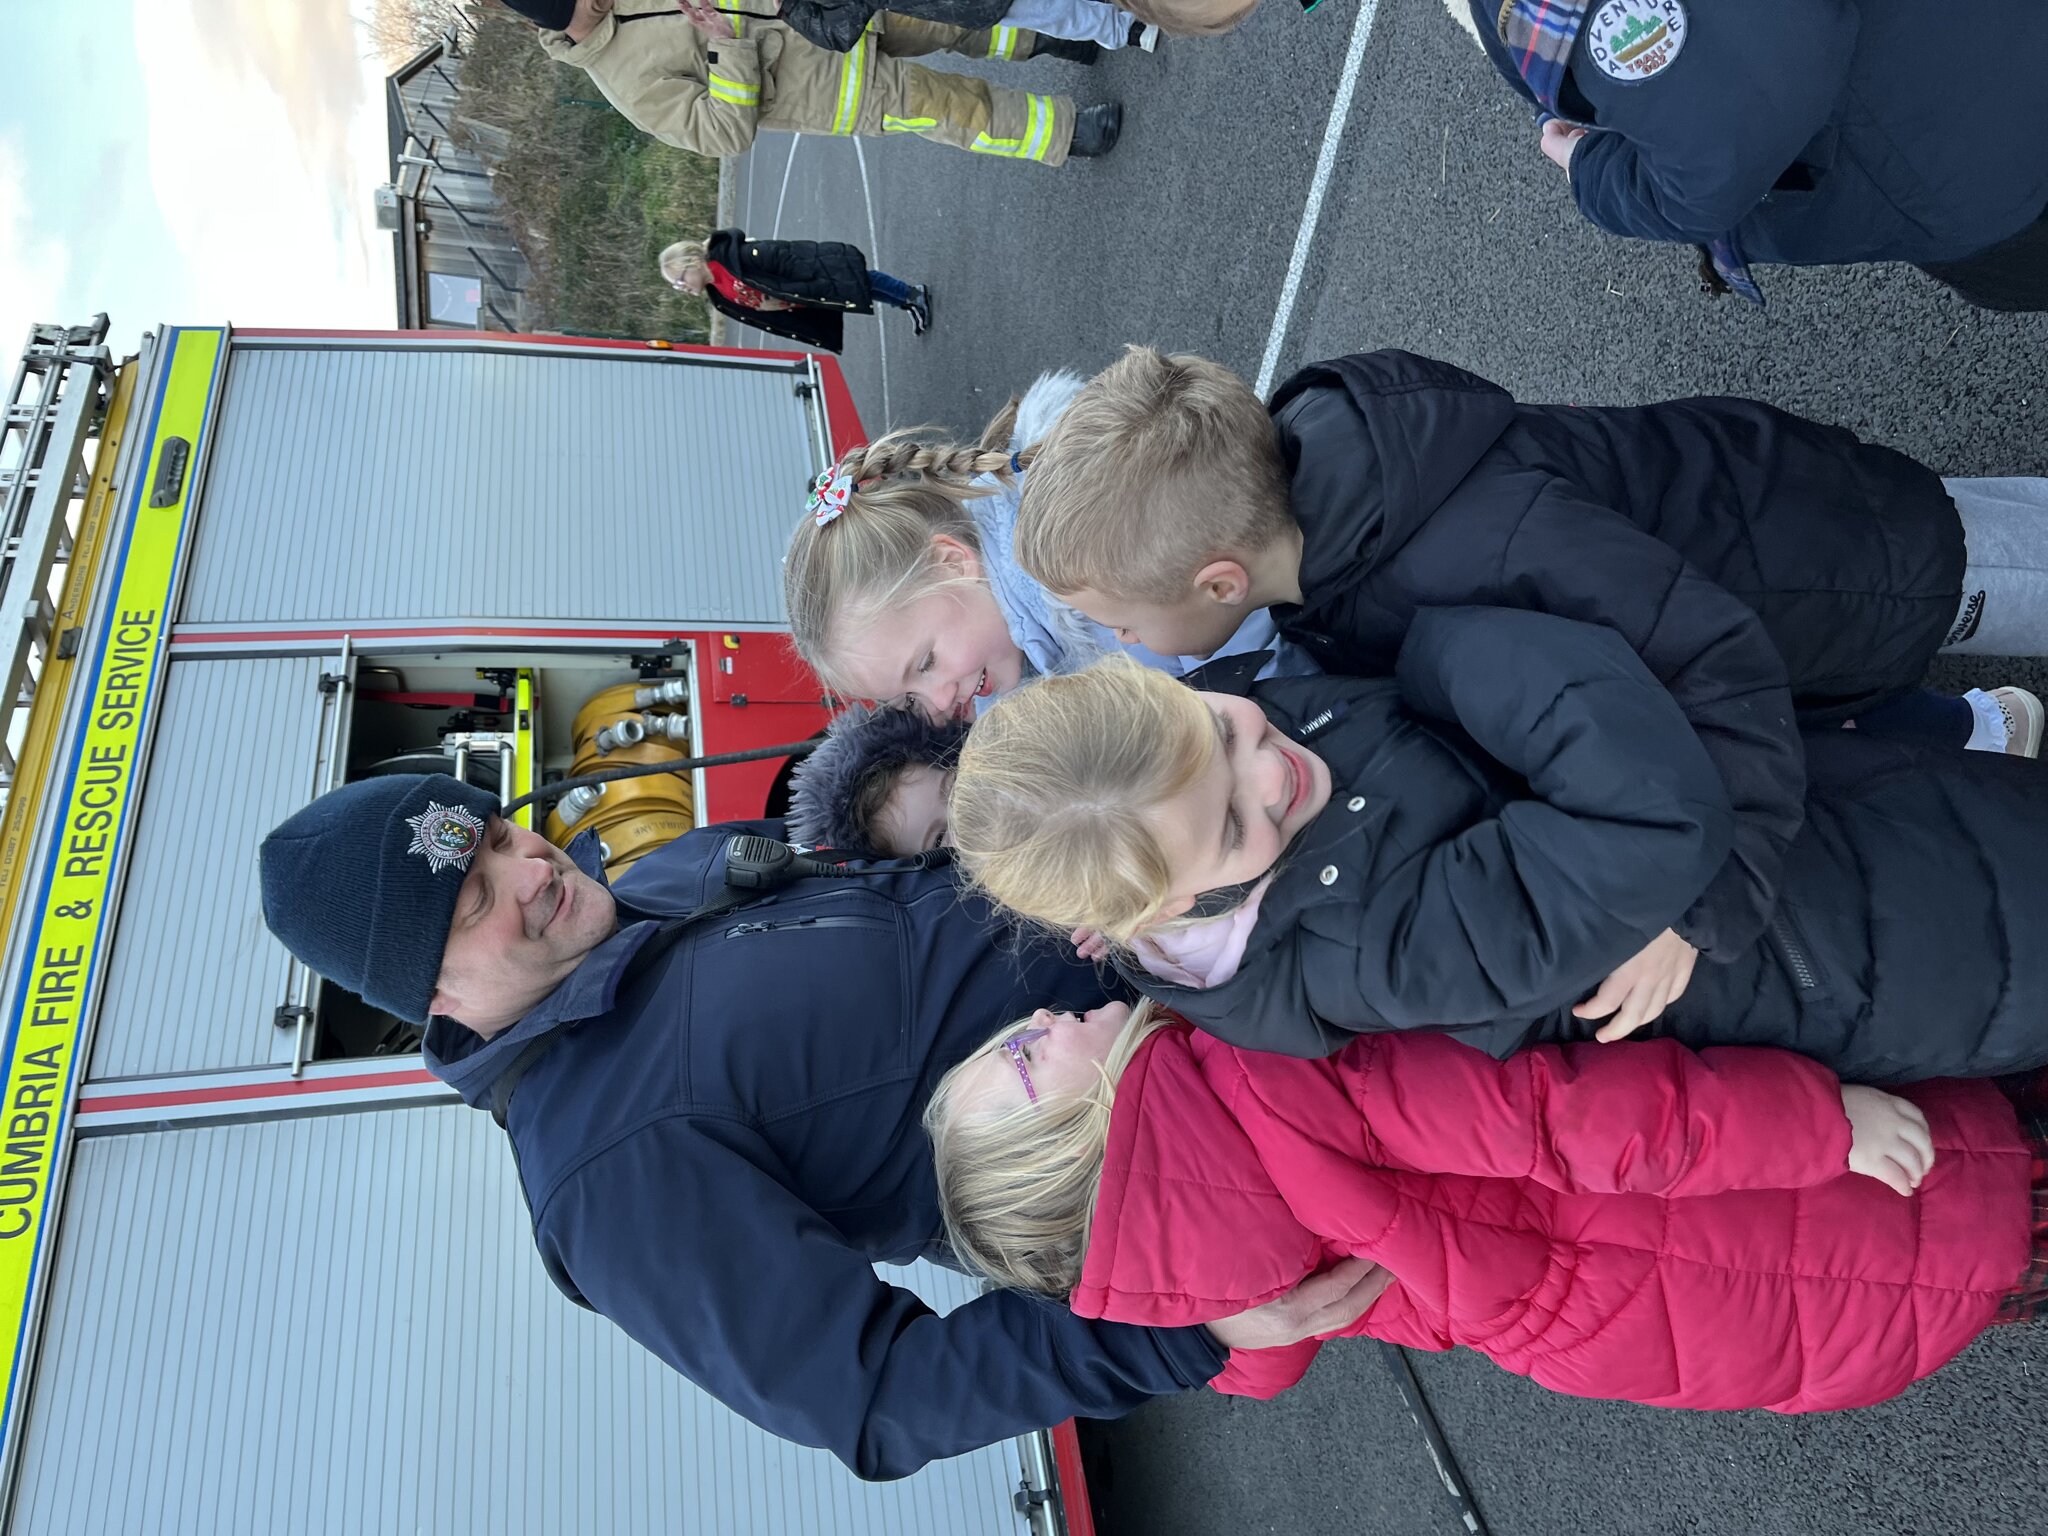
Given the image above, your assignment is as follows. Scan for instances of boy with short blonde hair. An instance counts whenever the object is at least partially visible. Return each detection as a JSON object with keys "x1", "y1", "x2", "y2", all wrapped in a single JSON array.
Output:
[{"x1": 1013, "y1": 347, "x2": 1296, "y2": 660}]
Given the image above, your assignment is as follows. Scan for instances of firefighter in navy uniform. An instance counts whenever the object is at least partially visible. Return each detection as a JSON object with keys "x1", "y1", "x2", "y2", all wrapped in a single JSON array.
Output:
[
  {"x1": 256, "y1": 774, "x2": 1389, "y2": 1478},
  {"x1": 1471, "y1": 0, "x2": 2048, "y2": 310},
  {"x1": 501, "y1": 0, "x2": 1124, "y2": 172}
]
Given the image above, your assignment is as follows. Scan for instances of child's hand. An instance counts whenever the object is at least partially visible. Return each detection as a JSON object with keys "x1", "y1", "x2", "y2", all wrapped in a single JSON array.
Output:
[
  {"x1": 1071, "y1": 927, "x2": 1110, "y2": 962},
  {"x1": 1842, "y1": 1085, "x2": 1935, "y2": 1196},
  {"x1": 1205, "y1": 1257, "x2": 1394, "y2": 1350},
  {"x1": 1576, "y1": 928, "x2": 1698, "y2": 1042},
  {"x1": 1539, "y1": 119, "x2": 1588, "y2": 174}
]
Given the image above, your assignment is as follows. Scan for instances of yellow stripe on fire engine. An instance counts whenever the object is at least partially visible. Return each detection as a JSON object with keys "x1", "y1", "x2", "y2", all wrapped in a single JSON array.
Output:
[
  {"x1": 0, "y1": 328, "x2": 225, "y2": 1441},
  {"x1": 513, "y1": 671, "x2": 537, "y2": 829}
]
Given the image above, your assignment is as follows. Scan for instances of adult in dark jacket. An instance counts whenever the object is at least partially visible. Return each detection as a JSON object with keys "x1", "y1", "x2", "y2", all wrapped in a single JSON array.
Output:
[
  {"x1": 951, "y1": 611, "x2": 2048, "y2": 1084},
  {"x1": 257, "y1": 775, "x2": 1387, "y2": 1479},
  {"x1": 663, "y1": 229, "x2": 931, "y2": 349},
  {"x1": 1469, "y1": 0, "x2": 2048, "y2": 308}
]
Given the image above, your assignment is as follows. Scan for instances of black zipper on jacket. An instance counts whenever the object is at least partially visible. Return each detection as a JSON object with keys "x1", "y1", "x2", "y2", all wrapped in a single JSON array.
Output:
[
  {"x1": 725, "y1": 914, "x2": 893, "y2": 938},
  {"x1": 1770, "y1": 912, "x2": 1819, "y2": 990}
]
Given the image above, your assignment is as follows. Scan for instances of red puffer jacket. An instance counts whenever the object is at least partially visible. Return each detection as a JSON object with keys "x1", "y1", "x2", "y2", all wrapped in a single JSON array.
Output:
[{"x1": 1073, "y1": 1022, "x2": 2031, "y2": 1411}]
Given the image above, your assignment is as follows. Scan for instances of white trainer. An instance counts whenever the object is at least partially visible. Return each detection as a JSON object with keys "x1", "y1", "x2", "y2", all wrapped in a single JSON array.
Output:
[{"x1": 1991, "y1": 686, "x2": 2045, "y2": 758}]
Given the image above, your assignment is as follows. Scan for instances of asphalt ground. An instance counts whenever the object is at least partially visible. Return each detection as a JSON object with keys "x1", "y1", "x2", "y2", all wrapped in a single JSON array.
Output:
[{"x1": 720, "y1": 3, "x2": 2048, "y2": 1531}]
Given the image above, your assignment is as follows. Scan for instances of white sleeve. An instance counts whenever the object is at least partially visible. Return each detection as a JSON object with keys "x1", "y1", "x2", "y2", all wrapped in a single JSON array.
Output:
[{"x1": 998, "y1": 0, "x2": 1132, "y2": 48}]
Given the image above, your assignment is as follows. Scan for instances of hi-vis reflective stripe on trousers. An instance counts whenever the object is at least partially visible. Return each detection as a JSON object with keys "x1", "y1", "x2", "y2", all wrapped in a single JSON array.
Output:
[
  {"x1": 877, "y1": 15, "x2": 1035, "y2": 62},
  {"x1": 872, "y1": 62, "x2": 1072, "y2": 166},
  {"x1": 970, "y1": 92, "x2": 1057, "y2": 162},
  {"x1": 835, "y1": 21, "x2": 1071, "y2": 166}
]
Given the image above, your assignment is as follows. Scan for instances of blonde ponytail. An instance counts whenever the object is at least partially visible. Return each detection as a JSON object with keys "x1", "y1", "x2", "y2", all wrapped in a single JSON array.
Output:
[{"x1": 977, "y1": 394, "x2": 1022, "y2": 454}]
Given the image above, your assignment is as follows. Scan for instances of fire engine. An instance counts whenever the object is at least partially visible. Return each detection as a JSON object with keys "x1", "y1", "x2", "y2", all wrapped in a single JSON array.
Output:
[{"x1": 0, "y1": 317, "x2": 1091, "y2": 1534}]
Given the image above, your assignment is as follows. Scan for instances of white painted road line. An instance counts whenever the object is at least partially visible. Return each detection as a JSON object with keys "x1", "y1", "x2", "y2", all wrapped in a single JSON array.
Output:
[
  {"x1": 1254, "y1": 0, "x2": 1387, "y2": 397},
  {"x1": 853, "y1": 138, "x2": 894, "y2": 430},
  {"x1": 772, "y1": 133, "x2": 804, "y2": 237}
]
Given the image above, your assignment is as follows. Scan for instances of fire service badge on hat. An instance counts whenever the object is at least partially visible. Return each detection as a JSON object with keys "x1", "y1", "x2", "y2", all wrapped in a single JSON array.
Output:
[{"x1": 405, "y1": 801, "x2": 486, "y2": 874}]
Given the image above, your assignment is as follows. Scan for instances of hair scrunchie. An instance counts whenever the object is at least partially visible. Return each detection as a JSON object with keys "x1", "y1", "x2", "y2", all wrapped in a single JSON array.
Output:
[{"x1": 808, "y1": 465, "x2": 856, "y2": 527}]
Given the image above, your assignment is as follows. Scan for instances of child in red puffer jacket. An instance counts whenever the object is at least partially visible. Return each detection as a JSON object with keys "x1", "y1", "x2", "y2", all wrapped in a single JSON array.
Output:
[{"x1": 926, "y1": 1001, "x2": 2047, "y2": 1409}]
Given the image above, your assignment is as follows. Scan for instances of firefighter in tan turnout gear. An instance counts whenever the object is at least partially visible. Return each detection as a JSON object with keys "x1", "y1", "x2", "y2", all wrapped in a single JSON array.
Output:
[{"x1": 504, "y1": 0, "x2": 1124, "y2": 170}]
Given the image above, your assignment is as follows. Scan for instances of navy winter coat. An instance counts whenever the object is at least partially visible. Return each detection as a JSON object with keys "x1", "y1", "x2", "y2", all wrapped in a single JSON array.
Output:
[
  {"x1": 1123, "y1": 608, "x2": 1738, "y2": 1061},
  {"x1": 423, "y1": 826, "x2": 1221, "y2": 1480},
  {"x1": 1131, "y1": 612, "x2": 2048, "y2": 1085},
  {"x1": 1470, "y1": 0, "x2": 2048, "y2": 268},
  {"x1": 1270, "y1": 349, "x2": 1963, "y2": 960}
]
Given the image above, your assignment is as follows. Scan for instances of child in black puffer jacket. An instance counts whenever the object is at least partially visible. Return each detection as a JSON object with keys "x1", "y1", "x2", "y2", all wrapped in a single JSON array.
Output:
[{"x1": 949, "y1": 618, "x2": 2048, "y2": 1085}]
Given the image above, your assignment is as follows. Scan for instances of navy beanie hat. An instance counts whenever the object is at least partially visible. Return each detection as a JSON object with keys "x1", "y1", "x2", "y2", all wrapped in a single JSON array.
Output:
[
  {"x1": 497, "y1": 0, "x2": 581, "y2": 29},
  {"x1": 787, "y1": 703, "x2": 970, "y2": 854},
  {"x1": 259, "y1": 773, "x2": 502, "y2": 1025}
]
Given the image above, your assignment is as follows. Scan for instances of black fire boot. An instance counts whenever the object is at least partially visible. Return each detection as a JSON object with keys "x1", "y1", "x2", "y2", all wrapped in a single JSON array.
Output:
[
  {"x1": 1068, "y1": 102, "x2": 1123, "y2": 159},
  {"x1": 1031, "y1": 36, "x2": 1102, "y2": 64}
]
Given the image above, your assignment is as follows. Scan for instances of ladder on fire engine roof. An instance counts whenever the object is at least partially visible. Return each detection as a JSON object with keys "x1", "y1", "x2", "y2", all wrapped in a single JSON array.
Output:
[{"x1": 0, "y1": 317, "x2": 113, "y2": 819}]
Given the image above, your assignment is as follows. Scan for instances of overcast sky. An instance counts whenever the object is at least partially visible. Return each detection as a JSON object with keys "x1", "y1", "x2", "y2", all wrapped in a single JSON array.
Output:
[{"x1": 0, "y1": 1, "x2": 397, "y2": 364}]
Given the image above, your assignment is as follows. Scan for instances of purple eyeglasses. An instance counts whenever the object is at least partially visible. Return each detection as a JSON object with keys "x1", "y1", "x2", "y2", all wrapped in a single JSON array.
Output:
[{"x1": 1003, "y1": 1027, "x2": 1051, "y2": 1103}]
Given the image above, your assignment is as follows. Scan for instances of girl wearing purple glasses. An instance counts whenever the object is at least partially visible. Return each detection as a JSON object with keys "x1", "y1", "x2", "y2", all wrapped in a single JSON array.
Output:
[{"x1": 921, "y1": 1002, "x2": 1140, "y2": 1295}]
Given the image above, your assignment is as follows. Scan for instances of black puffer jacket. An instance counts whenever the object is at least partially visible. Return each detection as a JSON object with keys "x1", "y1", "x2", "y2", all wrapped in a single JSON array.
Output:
[
  {"x1": 1270, "y1": 349, "x2": 1965, "y2": 959},
  {"x1": 1657, "y1": 728, "x2": 2048, "y2": 1084},
  {"x1": 703, "y1": 228, "x2": 874, "y2": 352},
  {"x1": 779, "y1": 0, "x2": 1008, "y2": 52},
  {"x1": 1120, "y1": 608, "x2": 1738, "y2": 1062},
  {"x1": 1132, "y1": 614, "x2": 2048, "y2": 1086}
]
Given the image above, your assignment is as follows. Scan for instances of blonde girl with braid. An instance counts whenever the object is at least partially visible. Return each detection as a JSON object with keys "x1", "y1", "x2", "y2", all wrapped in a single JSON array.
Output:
[
  {"x1": 785, "y1": 371, "x2": 1137, "y2": 723},
  {"x1": 785, "y1": 372, "x2": 1320, "y2": 724}
]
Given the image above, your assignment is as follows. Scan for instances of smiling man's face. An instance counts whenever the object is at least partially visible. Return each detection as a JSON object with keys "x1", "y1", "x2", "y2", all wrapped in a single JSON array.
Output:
[{"x1": 429, "y1": 817, "x2": 618, "y2": 1035}]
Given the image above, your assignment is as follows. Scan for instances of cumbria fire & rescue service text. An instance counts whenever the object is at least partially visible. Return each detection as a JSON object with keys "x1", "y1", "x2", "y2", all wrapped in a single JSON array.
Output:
[
  {"x1": 0, "y1": 605, "x2": 160, "y2": 1239},
  {"x1": 58, "y1": 610, "x2": 159, "y2": 881}
]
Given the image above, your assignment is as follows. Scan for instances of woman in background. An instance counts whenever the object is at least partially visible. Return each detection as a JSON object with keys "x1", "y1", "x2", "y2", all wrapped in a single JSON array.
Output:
[{"x1": 661, "y1": 229, "x2": 932, "y2": 348}]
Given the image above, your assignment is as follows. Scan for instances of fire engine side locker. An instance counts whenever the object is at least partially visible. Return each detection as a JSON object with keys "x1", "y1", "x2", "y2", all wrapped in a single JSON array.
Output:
[{"x1": 0, "y1": 326, "x2": 1076, "y2": 1534}]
